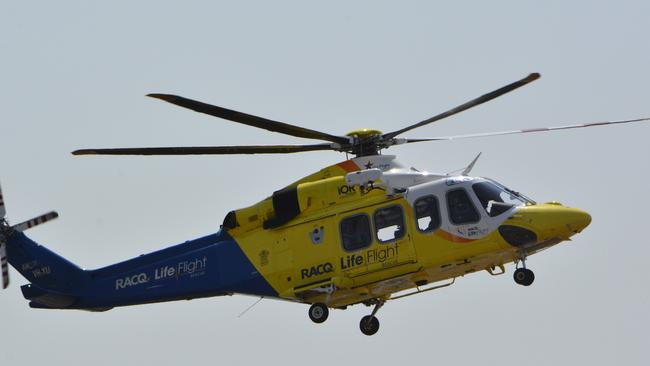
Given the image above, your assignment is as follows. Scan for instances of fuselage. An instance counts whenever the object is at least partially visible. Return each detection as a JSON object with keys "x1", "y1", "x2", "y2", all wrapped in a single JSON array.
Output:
[
  {"x1": 225, "y1": 155, "x2": 591, "y2": 308},
  {"x1": 9, "y1": 154, "x2": 590, "y2": 311}
]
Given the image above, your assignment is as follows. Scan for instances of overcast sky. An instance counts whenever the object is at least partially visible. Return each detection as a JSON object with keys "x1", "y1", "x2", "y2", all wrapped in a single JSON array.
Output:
[{"x1": 1, "y1": 1, "x2": 649, "y2": 365}]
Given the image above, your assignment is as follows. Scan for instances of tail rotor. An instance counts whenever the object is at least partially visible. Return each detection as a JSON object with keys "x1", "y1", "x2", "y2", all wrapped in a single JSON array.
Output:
[{"x1": 0, "y1": 181, "x2": 59, "y2": 289}]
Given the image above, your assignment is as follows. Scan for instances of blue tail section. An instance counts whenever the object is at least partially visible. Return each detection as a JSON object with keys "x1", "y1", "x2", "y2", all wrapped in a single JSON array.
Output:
[
  {"x1": 6, "y1": 230, "x2": 277, "y2": 310},
  {"x1": 6, "y1": 232, "x2": 86, "y2": 293}
]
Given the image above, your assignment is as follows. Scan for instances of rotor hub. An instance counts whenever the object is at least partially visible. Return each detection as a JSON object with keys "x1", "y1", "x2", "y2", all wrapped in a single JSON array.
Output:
[
  {"x1": 343, "y1": 129, "x2": 384, "y2": 157},
  {"x1": 345, "y1": 129, "x2": 383, "y2": 139}
]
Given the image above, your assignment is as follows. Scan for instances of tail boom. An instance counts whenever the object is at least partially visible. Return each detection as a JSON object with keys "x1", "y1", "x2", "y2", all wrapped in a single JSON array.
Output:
[{"x1": 5, "y1": 230, "x2": 276, "y2": 311}]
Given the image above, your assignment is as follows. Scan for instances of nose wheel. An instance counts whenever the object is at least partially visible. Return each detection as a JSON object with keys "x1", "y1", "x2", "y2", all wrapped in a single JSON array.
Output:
[
  {"x1": 513, "y1": 268, "x2": 535, "y2": 286},
  {"x1": 513, "y1": 256, "x2": 535, "y2": 286},
  {"x1": 359, "y1": 299, "x2": 385, "y2": 336},
  {"x1": 360, "y1": 315, "x2": 380, "y2": 335},
  {"x1": 308, "y1": 303, "x2": 329, "y2": 323}
]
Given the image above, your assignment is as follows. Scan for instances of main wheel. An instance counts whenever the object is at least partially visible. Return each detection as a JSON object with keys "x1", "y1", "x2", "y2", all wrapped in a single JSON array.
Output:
[
  {"x1": 359, "y1": 315, "x2": 380, "y2": 336},
  {"x1": 513, "y1": 268, "x2": 535, "y2": 286},
  {"x1": 308, "y1": 303, "x2": 329, "y2": 323}
]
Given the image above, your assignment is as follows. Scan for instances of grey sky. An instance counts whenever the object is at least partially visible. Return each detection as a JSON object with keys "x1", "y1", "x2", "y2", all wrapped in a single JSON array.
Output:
[{"x1": 1, "y1": 1, "x2": 649, "y2": 365}]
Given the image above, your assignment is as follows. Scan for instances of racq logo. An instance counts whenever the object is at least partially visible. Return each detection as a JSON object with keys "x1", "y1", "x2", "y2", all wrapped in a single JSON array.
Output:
[
  {"x1": 115, "y1": 273, "x2": 149, "y2": 290},
  {"x1": 300, "y1": 262, "x2": 333, "y2": 280}
]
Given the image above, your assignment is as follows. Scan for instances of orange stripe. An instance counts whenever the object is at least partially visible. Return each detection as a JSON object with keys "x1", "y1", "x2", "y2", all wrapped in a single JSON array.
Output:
[
  {"x1": 434, "y1": 230, "x2": 476, "y2": 243},
  {"x1": 337, "y1": 160, "x2": 359, "y2": 172}
]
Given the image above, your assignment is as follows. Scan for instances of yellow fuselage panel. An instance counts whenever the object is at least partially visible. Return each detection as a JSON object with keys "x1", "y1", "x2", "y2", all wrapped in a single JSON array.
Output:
[
  {"x1": 230, "y1": 192, "x2": 520, "y2": 308},
  {"x1": 229, "y1": 160, "x2": 363, "y2": 234},
  {"x1": 225, "y1": 160, "x2": 589, "y2": 308}
]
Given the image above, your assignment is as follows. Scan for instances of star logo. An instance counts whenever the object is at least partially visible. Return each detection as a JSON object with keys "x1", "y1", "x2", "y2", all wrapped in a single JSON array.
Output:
[{"x1": 364, "y1": 161, "x2": 374, "y2": 169}]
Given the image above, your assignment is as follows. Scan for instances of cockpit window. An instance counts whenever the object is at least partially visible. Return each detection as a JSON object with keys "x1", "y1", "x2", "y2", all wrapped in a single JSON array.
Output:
[
  {"x1": 472, "y1": 181, "x2": 525, "y2": 217},
  {"x1": 485, "y1": 178, "x2": 536, "y2": 205},
  {"x1": 446, "y1": 189, "x2": 480, "y2": 224}
]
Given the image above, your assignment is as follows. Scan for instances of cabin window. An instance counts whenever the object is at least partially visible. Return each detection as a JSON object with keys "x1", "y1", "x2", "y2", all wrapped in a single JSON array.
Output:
[
  {"x1": 373, "y1": 205, "x2": 406, "y2": 243},
  {"x1": 340, "y1": 214, "x2": 372, "y2": 251},
  {"x1": 414, "y1": 195, "x2": 441, "y2": 232},
  {"x1": 446, "y1": 188, "x2": 480, "y2": 224}
]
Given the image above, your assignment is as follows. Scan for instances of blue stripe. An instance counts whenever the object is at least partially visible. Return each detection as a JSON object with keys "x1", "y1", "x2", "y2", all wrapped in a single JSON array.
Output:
[
  {"x1": 213, "y1": 232, "x2": 278, "y2": 296},
  {"x1": 11, "y1": 230, "x2": 277, "y2": 309}
]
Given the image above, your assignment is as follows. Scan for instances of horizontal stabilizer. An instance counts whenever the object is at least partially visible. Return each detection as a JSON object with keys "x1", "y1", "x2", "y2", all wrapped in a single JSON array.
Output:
[
  {"x1": 13, "y1": 211, "x2": 59, "y2": 232},
  {"x1": 21, "y1": 284, "x2": 77, "y2": 308}
]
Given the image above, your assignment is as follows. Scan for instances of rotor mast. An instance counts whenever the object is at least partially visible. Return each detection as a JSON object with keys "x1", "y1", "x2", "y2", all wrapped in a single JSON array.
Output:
[{"x1": 345, "y1": 129, "x2": 383, "y2": 157}]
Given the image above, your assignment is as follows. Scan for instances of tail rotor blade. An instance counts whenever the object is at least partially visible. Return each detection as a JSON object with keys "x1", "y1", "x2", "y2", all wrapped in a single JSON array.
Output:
[
  {"x1": 0, "y1": 182, "x2": 5, "y2": 219},
  {"x1": 12, "y1": 211, "x2": 59, "y2": 232},
  {"x1": 0, "y1": 242, "x2": 8, "y2": 289},
  {"x1": 0, "y1": 181, "x2": 9, "y2": 289}
]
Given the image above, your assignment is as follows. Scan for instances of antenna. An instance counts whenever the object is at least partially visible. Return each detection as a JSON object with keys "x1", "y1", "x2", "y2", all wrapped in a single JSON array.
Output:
[
  {"x1": 237, "y1": 297, "x2": 264, "y2": 318},
  {"x1": 462, "y1": 152, "x2": 482, "y2": 176}
]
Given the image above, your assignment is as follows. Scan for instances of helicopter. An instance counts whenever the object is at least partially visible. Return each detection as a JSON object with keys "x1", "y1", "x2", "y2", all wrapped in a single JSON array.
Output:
[{"x1": 1, "y1": 72, "x2": 648, "y2": 336}]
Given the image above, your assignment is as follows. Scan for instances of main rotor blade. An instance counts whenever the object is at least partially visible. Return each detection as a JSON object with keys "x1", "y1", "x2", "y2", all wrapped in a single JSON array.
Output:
[
  {"x1": 72, "y1": 144, "x2": 336, "y2": 156},
  {"x1": 402, "y1": 117, "x2": 650, "y2": 144},
  {"x1": 147, "y1": 94, "x2": 349, "y2": 145},
  {"x1": 382, "y1": 73, "x2": 540, "y2": 140}
]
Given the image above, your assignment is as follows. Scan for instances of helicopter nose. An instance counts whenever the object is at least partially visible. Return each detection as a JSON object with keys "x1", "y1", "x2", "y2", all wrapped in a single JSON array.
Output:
[
  {"x1": 502, "y1": 203, "x2": 592, "y2": 247},
  {"x1": 564, "y1": 207, "x2": 592, "y2": 234},
  {"x1": 529, "y1": 203, "x2": 591, "y2": 239}
]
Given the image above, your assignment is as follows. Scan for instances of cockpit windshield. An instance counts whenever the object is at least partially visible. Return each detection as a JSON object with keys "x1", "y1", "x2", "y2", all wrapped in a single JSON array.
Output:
[{"x1": 472, "y1": 180, "x2": 534, "y2": 217}]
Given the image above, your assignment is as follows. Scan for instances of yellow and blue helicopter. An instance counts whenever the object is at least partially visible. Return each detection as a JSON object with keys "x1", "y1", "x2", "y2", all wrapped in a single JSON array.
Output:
[{"x1": 1, "y1": 73, "x2": 648, "y2": 335}]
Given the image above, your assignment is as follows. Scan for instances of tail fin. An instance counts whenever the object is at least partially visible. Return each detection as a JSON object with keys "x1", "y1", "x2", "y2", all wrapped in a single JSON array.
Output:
[
  {"x1": 0, "y1": 180, "x2": 85, "y2": 293},
  {"x1": 5, "y1": 232, "x2": 86, "y2": 293}
]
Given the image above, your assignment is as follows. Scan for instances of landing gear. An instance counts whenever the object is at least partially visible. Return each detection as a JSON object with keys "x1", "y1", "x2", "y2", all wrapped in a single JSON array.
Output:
[
  {"x1": 513, "y1": 255, "x2": 535, "y2": 286},
  {"x1": 308, "y1": 303, "x2": 329, "y2": 323},
  {"x1": 513, "y1": 268, "x2": 535, "y2": 286},
  {"x1": 359, "y1": 299, "x2": 385, "y2": 336},
  {"x1": 359, "y1": 315, "x2": 380, "y2": 335}
]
